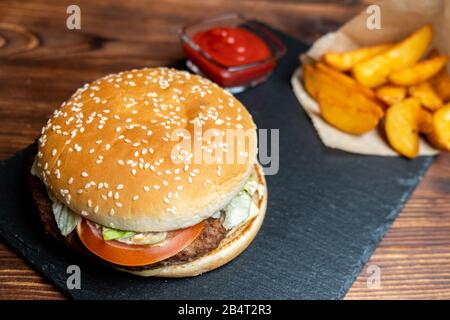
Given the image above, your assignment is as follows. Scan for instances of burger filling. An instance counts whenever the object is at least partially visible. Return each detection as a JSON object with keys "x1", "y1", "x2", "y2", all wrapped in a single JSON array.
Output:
[{"x1": 31, "y1": 160, "x2": 263, "y2": 268}]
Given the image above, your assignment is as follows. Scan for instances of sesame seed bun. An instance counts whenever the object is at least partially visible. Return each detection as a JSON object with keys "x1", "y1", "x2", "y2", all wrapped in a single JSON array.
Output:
[
  {"x1": 34, "y1": 67, "x2": 257, "y2": 232},
  {"x1": 122, "y1": 162, "x2": 267, "y2": 277}
]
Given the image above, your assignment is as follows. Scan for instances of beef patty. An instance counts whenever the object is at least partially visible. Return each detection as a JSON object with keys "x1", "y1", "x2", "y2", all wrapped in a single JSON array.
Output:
[{"x1": 27, "y1": 158, "x2": 227, "y2": 271}]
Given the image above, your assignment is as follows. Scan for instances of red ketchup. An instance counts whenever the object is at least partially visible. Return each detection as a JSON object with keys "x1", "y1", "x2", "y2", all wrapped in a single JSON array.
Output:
[{"x1": 183, "y1": 27, "x2": 276, "y2": 89}]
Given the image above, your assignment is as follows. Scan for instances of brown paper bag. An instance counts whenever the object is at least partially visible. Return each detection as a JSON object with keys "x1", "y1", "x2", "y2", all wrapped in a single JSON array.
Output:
[{"x1": 291, "y1": 0, "x2": 449, "y2": 156}]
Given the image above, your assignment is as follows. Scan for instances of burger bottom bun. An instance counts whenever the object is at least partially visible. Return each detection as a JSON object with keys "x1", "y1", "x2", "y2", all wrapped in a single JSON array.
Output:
[{"x1": 120, "y1": 162, "x2": 267, "y2": 277}]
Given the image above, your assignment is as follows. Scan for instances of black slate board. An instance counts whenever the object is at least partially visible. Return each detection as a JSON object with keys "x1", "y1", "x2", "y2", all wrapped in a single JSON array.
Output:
[{"x1": 0, "y1": 29, "x2": 433, "y2": 300}]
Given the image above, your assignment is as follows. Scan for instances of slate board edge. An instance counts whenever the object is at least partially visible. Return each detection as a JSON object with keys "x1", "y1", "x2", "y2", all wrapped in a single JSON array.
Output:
[
  {"x1": 0, "y1": 147, "x2": 72, "y2": 299},
  {"x1": 0, "y1": 225, "x2": 72, "y2": 299},
  {"x1": 336, "y1": 156, "x2": 434, "y2": 299}
]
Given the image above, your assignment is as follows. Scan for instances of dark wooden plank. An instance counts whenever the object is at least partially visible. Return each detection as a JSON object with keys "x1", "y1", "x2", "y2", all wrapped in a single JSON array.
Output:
[{"x1": 2, "y1": 0, "x2": 450, "y2": 300}]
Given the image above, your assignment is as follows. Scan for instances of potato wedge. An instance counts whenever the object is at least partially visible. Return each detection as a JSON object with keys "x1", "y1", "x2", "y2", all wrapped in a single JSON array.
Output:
[
  {"x1": 375, "y1": 85, "x2": 407, "y2": 106},
  {"x1": 385, "y1": 98, "x2": 422, "y2": 158},
  {"x1": 317, "y1": 91, "x2": 383, "y2": 135},
  {"x1": 352, "y1": 24, "x2": 433, "y2": 88},
  {"x1": 426, "y1": 52, "x2": 450, "y2": 102},
  {"x1": 430, "y1": 69, "x2": 450, "y2": 102},
  {"x1": 409, "y1": 81, "x2": 443, "y2": 110},
  {"x1": 323, "y1": 44, "x2": 392, "y2": 71},
  {"x1": 388, "y1": 55, "x2": 449, "y2": 86},
  {"x1": 427, "y1": 103, "x2": 450, "y2": 151},
  {"x1": 418, "y1": 108, "x2": 433, "y2": 134},
  {"x1": 303, "y1": 64, "x2": 383, "y2": 135},
  {"x1": 315, "y1": 62, "x2": 375, "y2": 99},
  {"x1": 303, "y1": 63, "x2": 321, "y2": 99},
  {"x1": 316, "y1": 88, "x2": 384, "y2": 135}
]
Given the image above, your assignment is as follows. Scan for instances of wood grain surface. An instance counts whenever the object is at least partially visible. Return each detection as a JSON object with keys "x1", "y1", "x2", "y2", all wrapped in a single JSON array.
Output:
[{"x1": 0, "y1": 0, "x2": 449, "y2": 300}]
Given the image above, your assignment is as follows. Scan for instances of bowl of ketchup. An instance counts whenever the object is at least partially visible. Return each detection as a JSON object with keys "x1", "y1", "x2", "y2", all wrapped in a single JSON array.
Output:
[{"x1": 180, "y1": 13, "x2": 286, "y2": 93}]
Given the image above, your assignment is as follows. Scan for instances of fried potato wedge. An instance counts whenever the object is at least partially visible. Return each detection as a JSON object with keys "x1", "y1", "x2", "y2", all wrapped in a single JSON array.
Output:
[
  {"x1": 323, "y1": 44, "x2": 392, "y2": 71},
  {"x1": 388, "y1": 55, "x2": 449, "y2": 86},
  {"x1": 316, "y1": 89, "x2": 384, "y2": 135},
  {"x1": 303, "y1": 63, "x2": 322, "y2": 99},
  {"x1": 427, "y1": 52, "x2": 450, "y2": 102},
  {"x1": 317, "y1": 92, "x2": 383, "y2": 135},
  {"x1": 409, "y1": 81, "x2": 443, "y2": 111},
  {"x1": 430, "y1": 69, "x2": 450, "y2": 102},
  {"x1": 303, "y1": 63, "x2": 384, "y2": 135},
  {"x1": 385, "y1": 98, "x2": 423, "y2": 158},
  {"x1": 315, "y1": 62, "x2": 375, "y2": 99},
  {"x1": 352, "y1": 24, "x2": 433, "y2": 88},
  {"x1": 427, "y1": 103, "x2": 450, "y2": 151},
  {"x1": 418, "y1": 108, "x2": 433, "y2": 134},
  {"x1": 375, "y1": 85, "x2": 407, "y2": 106}
]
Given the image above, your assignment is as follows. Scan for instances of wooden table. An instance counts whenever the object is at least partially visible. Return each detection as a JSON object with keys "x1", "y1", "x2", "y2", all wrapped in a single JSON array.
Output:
[{"x1": 1, "y1": 0, "x2": 449, "y2": 300}]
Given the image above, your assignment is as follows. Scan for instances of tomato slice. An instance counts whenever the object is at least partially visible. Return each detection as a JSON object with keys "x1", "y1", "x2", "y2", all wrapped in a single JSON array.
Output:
[{"x1": 76, "y1": 219, "x2": 204, "y2": 267}]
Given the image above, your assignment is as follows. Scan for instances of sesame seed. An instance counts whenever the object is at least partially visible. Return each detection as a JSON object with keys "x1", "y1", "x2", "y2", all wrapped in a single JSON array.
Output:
[
  {"x1": 114, "y1": 192, "x2": 119, "y2": 200},
  {"x1": 133, "y1": 195, "x2": 139, "y2": 201},
  {"x1": 68, "y1": 177, "x2": 74, "y2": 185},
  {"x1": 144, "y1": 186, "x2": 150, "y2": 192},
  {"x1": 109, "y1": 208, "x2": 115, "y2": 216},
  {"x1": 87, "y1": 199, "x2": 93, "y2": 208},
  {"x1": 153, "y1": 185, "x2": 160, "y2": 190},
  {"x1": 117, "y1": 184, "x2": 124, "y2": 190},
  {"x1": 81, "y1": 210, "x2": 89, "y2": 217},
  {"x1": 81, "y1": 171, "x2": 88, "y2": 177},
  {"x1": 94, "y1": 205, "x2": 99, "y2": 213},
  {"x1": 116, "y1": 202, "x2": 122, "y2": 208}
]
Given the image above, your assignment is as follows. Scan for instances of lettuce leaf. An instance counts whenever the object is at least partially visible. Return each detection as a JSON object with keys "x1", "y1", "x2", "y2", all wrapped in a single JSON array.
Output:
[
  {"x1": 102, "y1": 227, "x2": 136, "y2": 241},
  {"x1": 243, "y1": 174, "x2": 258, "y2": 195},
  {"x1": 51, "y1": 199, "x2": 81, "y2": 236},
  {"x1": 222, "y1": 191, "x2": 252, "y2": 230}
]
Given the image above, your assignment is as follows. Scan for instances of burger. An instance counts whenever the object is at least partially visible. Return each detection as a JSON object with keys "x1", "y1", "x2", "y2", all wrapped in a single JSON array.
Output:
[{"x1": 29, "y1": 67, "x2": 267, "y2": 277}]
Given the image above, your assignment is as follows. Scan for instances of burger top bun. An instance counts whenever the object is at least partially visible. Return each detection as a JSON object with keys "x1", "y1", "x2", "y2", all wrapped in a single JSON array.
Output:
[{"x1": 35, "y1": 68, "x2": 257, "y2": 232}]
